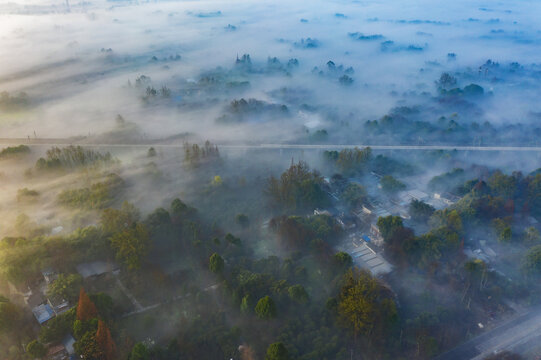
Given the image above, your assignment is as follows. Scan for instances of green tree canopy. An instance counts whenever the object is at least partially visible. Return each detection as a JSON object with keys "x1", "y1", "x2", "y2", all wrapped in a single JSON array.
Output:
[
  {"x1": 337, "y1": 268, "x2": 397, "y2": 340},
  {"x1": 377, "y1": 215, "x2": 404, "y2": 241},
  {"x1": 110, "y1": 223, "x2": 150, "y2": 270},
  {"x1": 26, "y1": 340, "x2": 47, "y2": 358},
  {"x1": 288, "y1": 284, "x2": 309, "y2": 304},
  {"x1": 48, "y1": 273, "x2": 83, "y2": 302},
  {"x1": 265, "y1": 342, "x2": 290, "y2": 360},
  {"x1": 209, "y1": 253, "x2": 225, "y2": 274},
  {"x1": 255, "y1": 296, "x2": 277, "y2": 319}
]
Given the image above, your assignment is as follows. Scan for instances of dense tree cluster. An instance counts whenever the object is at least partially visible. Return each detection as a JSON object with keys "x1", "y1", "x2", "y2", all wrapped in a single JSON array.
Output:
[
  {"x1": 0, "y1": 145, "x2": 30, "y2": 159},
  {"x1": 266, "y1": 161, "x2": 329, "y2": 211},
  {"x1": 35, "y1": 146, "x2": 113, "y2": 170}
]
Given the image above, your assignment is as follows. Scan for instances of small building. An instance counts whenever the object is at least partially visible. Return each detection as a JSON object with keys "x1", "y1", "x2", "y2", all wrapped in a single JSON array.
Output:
[
  {"x1": 434, "y1": 192, "x2": 460, "y2": 206},
  {"x1": 349, "y1": 242, "x2": 392, "y2": 276},
  {"x1": 46, "y1": 344, "x2": 68, "y2": 360},
  {"x1": 32, "y1": 303, "x2": 55, "y2": 325},
  {"x1": 47, "y1": 295, "x2": 70, "y2": 316},
  {"x1": 370, "y1": 224, "x2": 384, "y2": 246}
]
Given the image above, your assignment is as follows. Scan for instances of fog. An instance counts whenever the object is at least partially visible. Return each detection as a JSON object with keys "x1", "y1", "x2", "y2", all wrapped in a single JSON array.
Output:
[
  {"x1": 2, "y1": 1, "x2": 541, "y2": 360},
  {"x1": 1, "y1": 0, "x2": 541, "y2": 141}
]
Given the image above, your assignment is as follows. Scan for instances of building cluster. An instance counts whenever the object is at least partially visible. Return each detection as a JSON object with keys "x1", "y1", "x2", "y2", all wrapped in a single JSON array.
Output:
[{"x1": 6, "y1": 261, "x2": 118, "y2": 359}]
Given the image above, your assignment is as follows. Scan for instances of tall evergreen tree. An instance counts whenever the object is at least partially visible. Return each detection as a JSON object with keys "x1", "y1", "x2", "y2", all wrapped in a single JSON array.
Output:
[
  {"x1": 77, "y1": 288, "x2": 98, "y2": 321},
  {"x1": 96, "y1": 320, "x2": 116, "y2": 360}
]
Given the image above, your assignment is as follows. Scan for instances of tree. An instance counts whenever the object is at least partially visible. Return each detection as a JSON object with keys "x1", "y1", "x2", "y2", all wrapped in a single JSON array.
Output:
[
  {"x1": 209, "y1": 253, "x2": 224, "y2": 274},
  {"x1": 255, "y1": 296, "x2": 277, "y2": 319},
  {"x1": 96, "y1": 320, "x2": 116, "y2": 360},
  {"x1": 376, "y1": 215, "x2": 403, "y2": 241},
  {"x1": 129, "y1": 343, "x2": 150, "y2": 360},
  {"x1": 0, "y1": 297, "x2": 22, "y2": 333},
  {"x1": 288, "y1": 285, "x2": 309, "y2": 304},
  {"x1": 26, "y1": 340, "x2": 46, "y2": 358},
  {"x1": 39, "y1": 311, "x2": 73, "y2": 343},
  {"x1": 110, "y1": 223, "x2": 150, "y2": 270},
  {"x1": 380, "y1": 175, "x2": 405, "y2": 194},
  {"x1": 409, "y1": 200, "x2": 435, "y2": 223},
  {"x1": 523, "y1": 245, "x2": 541, "y2": 276},
  {"x1": 77, "y1": 288, "x2": 98, "y2": 321},
  {"x1": 334, "y1": 251, "x2": 353, "y2": 270},
  {"x1": 337, "y1": 268, "x2": 397, "y2": 340},
  {"x1": 342, "y1": 183, "x2": 367, "y2": 209},
  {"x1": 48, "y1": 273, "x2": 83, "y2": 302},
  {"x1": 265, "y1": 342, "x2": 290, "y2": 360},
  {"x1": 74, "y1": 331, "x2": 100, "y2": 359},
  {"x1": 266, "y1": 161, "x2": 329, "y2": 211},
  {"x1": 147, "y1": 147, "x2": 157, "y2": 157},
  {"x1": 101, "y1": 201, "x2": 140, "y2": 234}
]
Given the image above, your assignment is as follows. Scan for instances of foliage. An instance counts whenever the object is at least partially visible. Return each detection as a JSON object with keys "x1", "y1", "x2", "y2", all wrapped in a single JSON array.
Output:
[
  {"x1": 428, "y1": 168, "x2": 466, "y2": 193},
  {"x1": 523, "y1": 245, "x2": 541, "y2": 276},
  {"x1": 270, "y1": 214, "x2": 342, "y2": 250},
  {"x1": 0, "y1": 145, "x2": 30, "y2": 159},
  {"x1": 380, "y1": 175, "x2": 406, "y2": 194},
  {"x1": 77, "y1": 288, "x2": 98, "y2": 321},
  {"x1": 48, "y1": 273, "x2": 83, "y2": 302},
  {"x1": 0, "y1": 297, "x2": 22, "y2": 333},
  {"x1": 16, "y1": 188, "x2": 39, "y2": 202},
  {"x1": 266, "y1": 161, "x2": 329, "y2": 211},
  {"x1": 129, "y1": 343, "x2": 150, "y2": 360},
  {"x1": 409, "y1": 200, "x2": 435, "y2": 223},
  {"x1": 39, "y1": 310, "x2": 74, "y2": 344},
  {"x1": 96, "y1": 319, "x2": 116, "y2": 360},
  {"x1": 288, "y1": 285, "x2": 309, "y2": 304},
  {"x1": 255, "y1": 296, "x2": 277, "y2": 319},
  {"x1": 341, "y1": 183, "x2": 366, "y2": 209},
  {"x1": 377, "y1": 216, "x2": 403, "y2": 242},
  {"x1": 26, "y1": 340, "x2": 46, "y2": 358},
  {"x1": 110, "y1": 223, "x2": 151, "y2": 270},
  {"x1": 337, "y1": 268, "x2": 397, "y2": 341},
  {"x1": 74, "y1": 331, "x2": 100, "y2": 359},
  {"x1": 323, "y1": 147, "x2": 372, "y2": 175},
  {"x1": 265, "y1": 342, "x2": 290, "y2": 360},
  {"x1": 36, "y1": 145, "x2": 113, "y2": 170},
  {"x1": 334, "y1": 252, "x2": 353, "y2": 270},
  {"x1": 209, "y1": 253, "x2": 225, "y2": 274},
  {"x1": 58, "y1": 173, "x2": 124, "y2": 209},
  {"x1": 101, "y1": 201, "x2": 140, "y2": 234},
  {"x1": 184, "y1": 141, "x2": 220, "y2": 167}
]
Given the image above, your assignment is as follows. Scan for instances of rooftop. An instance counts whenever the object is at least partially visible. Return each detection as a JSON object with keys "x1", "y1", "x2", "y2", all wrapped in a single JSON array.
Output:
[{"x1": 32, "y1": 303, "x2": 55, "y2": 324}]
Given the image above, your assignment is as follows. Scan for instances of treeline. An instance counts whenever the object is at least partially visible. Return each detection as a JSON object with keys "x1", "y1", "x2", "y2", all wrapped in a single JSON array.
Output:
[
  {"x1": 266, "y1": 161, "x2": 329, "y2": 212},
  {"x1": 183, "y1": 141, "x2": 220, "y2": 167},
  {"x1": 35, "y1": 146, "x2": 114, "y2": 171},
  {"x1": 58, "y1": 173, "x2": 124, "y2": 210},
  {"x1": 0, "y1": 145, "x2": 30, "y2": 159}
]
